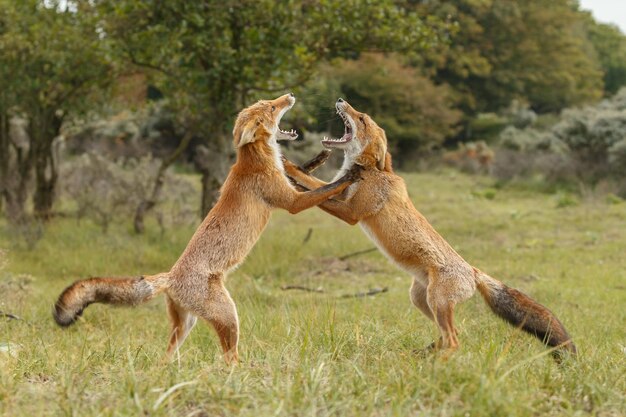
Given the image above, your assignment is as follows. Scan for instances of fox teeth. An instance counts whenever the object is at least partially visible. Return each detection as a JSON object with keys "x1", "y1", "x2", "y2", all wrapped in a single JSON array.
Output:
[{"x1": 323, "y1": 136, "x2": 344, "y2": 143}]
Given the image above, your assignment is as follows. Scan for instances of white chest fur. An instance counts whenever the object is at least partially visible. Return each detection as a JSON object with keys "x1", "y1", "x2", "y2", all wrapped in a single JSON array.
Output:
[{"x1": 269, "y1": 136, "x2": 285, "y2": 174}]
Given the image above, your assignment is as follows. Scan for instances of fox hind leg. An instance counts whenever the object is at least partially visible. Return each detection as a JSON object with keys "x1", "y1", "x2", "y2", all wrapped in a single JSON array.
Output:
[
  {"x1": 410, "y1": 276, "x2": 449, "y2": 354},
  {"x1": 426, "y1": 273, "x2": 462, "y2": 352},
  {"x1": 198, "y1": 277, "x2": 240, "y2": 364},
  {"x1": 165, "y1": 295, "x2": 197, "y2": 358},
  {"x1": 410, "y1": 277, "x2": 434, "y2": 321}
]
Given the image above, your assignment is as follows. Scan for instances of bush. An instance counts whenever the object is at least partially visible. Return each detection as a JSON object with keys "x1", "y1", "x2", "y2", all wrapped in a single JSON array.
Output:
[
  {"x1": 468, "y1": 113, "x2": 509, "y2": 143},
  {"x1": 61, "y1": 154, "x2": 197, "y2": 233},
  {"x1": 495, "y1": 88, "x2": 626, "y2": 196},
  {"x1": 64, "y1": 102, "x2": 185, "y2": 160}
]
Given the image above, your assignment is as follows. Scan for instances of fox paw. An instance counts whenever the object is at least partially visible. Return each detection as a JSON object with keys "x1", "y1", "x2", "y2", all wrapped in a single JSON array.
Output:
[
  {"x1": 301, "y1": 149, "x2": 332, "y2": 173},
  {"x1": 346, "y1": 164, "x2": 365, "y2": 182}
]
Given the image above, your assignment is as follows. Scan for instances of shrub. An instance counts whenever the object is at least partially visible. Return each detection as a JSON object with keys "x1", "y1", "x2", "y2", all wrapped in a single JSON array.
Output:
[
  {"x1": 608, "y1": 139, "x2": 626, "y2": 177},
  {"x1": 495, "y1": 88, "x2": 626, "y2": 195},
  {"x1": 61, "y1": 154, "x2": 197, "y2": 233}
]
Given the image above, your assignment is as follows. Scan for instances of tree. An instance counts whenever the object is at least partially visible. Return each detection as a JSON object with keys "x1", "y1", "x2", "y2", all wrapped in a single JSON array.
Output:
[
  {"x1": 415, "y1": 0, "x2": 604, "y2": 115},
  {"x1": 0, "y1": 0, "x2": 112, "y2": 221},
  {"x1": 585, "y1": 18, "x2": 626, "y2": 95},
  {"x1": 98, "y1": 0, "x2": 441, "y2": 216}
]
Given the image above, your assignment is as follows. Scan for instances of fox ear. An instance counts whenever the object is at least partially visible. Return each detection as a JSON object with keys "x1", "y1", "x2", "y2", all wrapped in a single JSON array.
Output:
[
  {"x1": 356, "y1": 138, "x2": 387, "y2": 170},
  {"x1": 237, "y1": 119, "x2": 268, "y2": 148},
  {"x1": 374, "y1": 133, "x2": 388, "y2": 171},
  {"x1": 375, "y1": 142, "x2": 387, "y2": 170},
  {"x1": 237, "y1": 121, "x2": 257, "y2": 147}
]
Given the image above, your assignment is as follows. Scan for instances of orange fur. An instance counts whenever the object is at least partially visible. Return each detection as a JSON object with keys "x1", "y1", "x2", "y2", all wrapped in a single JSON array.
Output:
[
  {"x1": 53, "y1": 94, "x2": 359, "y2": 364},
  {"x1": 285, "y1": 99, "x2": 575, "y2": 358}
]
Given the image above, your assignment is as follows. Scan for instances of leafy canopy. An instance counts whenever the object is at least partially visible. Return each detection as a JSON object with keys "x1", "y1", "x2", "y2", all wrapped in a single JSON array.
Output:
[{"x1": 97, "y1": 0, "x2": 443, "y2": 136}]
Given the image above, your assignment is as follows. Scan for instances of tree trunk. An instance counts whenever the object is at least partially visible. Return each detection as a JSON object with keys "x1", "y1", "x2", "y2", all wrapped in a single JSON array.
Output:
[
  {"x1": 32, "y1": 112, "x2": 63, "y2": 220},
  {"x1": 0, "y1": 113, "x2": 33, "y2": 224},
  {"x1": 133, "y1": 129, "x2": 195, "y2": 234},
  {"x1": 193, "y1": 132, "x2": 230, "y2": 219},
  {"x1": 200, "y1": 171, "x2": 222, "y2": 218},
  {"x1": 0, "y1": 111, "x2": 8, "y2": 216},
  {"x1": 133, "y1": 200, "x2": 153, "y2": 235},
  {"x1": 33, "y1": 159, "x2": 57, "y2": 220}
]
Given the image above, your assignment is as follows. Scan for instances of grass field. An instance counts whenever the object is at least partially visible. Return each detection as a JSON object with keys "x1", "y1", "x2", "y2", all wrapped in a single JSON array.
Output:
[{"x1": 1, "y1": 171, "x2": 625, "y2": 416}]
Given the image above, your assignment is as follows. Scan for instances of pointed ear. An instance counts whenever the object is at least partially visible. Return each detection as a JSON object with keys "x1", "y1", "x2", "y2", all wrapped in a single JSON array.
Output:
[
  {"x1": 236, "y1": 119, "x2": 268, "y2": 148},
  {"x1": 355, "y1": 138, "x2": 388, "y2": 170},
  {"x1": 237, "y1": 121, "x2": 257, "y2": 147},
  {"x1": 382, "y1": 151, "x2": 393, "y2": 172},
  {"x1": 374, "y1": 132, "x2": 388, "y2": 171},
  {"x1": 375, "y1": 141, "x2": 387, "y2": 170}
]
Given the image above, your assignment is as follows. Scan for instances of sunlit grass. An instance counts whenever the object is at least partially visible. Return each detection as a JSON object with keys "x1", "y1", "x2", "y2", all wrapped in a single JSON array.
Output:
[{"x1": 1, "y1": 171, "x2": 625, "y2": 416}]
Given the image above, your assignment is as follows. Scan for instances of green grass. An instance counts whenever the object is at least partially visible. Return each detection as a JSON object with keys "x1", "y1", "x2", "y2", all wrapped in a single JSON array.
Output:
[{"x1": 1, "y1": 171, "x2": 625, "y2": 416}]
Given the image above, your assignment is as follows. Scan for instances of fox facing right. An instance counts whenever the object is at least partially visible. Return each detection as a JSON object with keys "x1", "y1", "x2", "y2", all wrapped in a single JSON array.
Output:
[{"x1": 285, "y1": 99, "x2": 576, "y2": 359}]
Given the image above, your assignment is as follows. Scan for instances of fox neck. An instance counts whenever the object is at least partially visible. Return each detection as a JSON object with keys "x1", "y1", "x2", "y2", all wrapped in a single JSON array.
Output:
[
  {"x1": 268, "y1": 135, "x2": 285, "y2": 173},
  {"x1": 236, "y1": 133, "x2": 284, "y2": 174},
  {"x1": 333, "y1": 141, "x2": 362, "y2": 182}
]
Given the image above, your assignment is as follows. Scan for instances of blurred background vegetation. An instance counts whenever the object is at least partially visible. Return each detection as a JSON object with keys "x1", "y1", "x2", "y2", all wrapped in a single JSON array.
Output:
[{"x1": 1, "y1": 0, "x2": 626, "y2": 244}]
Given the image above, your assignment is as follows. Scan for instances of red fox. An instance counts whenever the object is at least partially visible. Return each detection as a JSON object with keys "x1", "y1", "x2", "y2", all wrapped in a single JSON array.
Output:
[
  {"x1": 53, "y1": 94, "x2": 360, "y2": 364},
  {"x1": 283, "y1": 98, "x2": 576, "y2": 358}
]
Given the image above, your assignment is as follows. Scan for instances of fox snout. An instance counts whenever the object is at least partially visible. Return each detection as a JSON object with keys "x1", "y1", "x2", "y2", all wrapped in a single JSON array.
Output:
[
  {"x1": 276, "y1": 93, "x2": 295, "y2": 108},
  {"x1": 335, "y1": 98, "x2": 357, "y2": 117}
]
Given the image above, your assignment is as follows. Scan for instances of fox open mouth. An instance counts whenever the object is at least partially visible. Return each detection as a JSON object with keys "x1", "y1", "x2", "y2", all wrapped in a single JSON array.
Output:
[
  {"x1": 322, "y1": 109, "x2": 353, "y2": 148},
  {"x1": 276, "y1": 98, "x2": 298, "y2": 141},
  {"x1": 277, "y1": 127, "x2": 298, "y2": 141}
]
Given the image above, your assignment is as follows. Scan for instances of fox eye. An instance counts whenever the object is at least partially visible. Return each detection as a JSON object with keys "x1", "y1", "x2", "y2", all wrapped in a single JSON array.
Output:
[
  {"x1": 359, "y1": 116, "x2": 365, "y2": 124},
  {"x1": 271, "y1": 106, "x2": 276, "y2": 112}
]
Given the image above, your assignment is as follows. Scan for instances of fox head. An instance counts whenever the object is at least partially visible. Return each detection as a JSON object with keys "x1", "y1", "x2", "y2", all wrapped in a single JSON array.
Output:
[
  {"x1": 233, "y1": 93, "x2": 298, "y2": 148},
  {"x1": 321, "y1": 98, "x2": 390, "y2": 171}
]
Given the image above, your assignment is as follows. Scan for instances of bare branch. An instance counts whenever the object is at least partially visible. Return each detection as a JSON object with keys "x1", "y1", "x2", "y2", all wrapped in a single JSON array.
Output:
[
  {"x1": 340, "y1": 287, "x2": 388, "y2": 299},
  {"x1": 338, "y1": 247, "x2": 377, "y2": 261},
  {"x1": 281, "y1": 285, "x2": 325, "y2": 293}
]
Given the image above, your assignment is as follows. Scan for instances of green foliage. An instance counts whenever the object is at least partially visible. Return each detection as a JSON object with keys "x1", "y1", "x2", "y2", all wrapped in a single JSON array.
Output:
[
  {"x1": 98, "y1": 0, "x2": 440, "y2": 137},
  {"x1": 468, "y1": 113, "x2": 509, "y2": 142},
  {"x1": 0, "y1": 0, "x2": 113, "y2": 217},
  {"x1": 552, "y1": 90, "x2": 626, "y2": 168},
  {"x1": 499, "y1": 126, "x2": 569, "y2": 154},
  {"x1": 608, "y1": 139, "x2": 626, "y2": 177},
  {"x1": 0, "y1": 1, "x2": 111, "y2": 117},
  {"x1": 496, "y1": 88, "x2": 626, "y2": 194},
  {"x1": 585, "y1": 18, "x2": 626, "y2": 95},
  {"x1": 417, "y1": 0, "x2": 604, "y2": 114}
]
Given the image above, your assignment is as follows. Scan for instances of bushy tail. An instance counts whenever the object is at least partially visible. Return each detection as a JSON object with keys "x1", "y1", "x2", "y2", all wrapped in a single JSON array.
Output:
[
  {"x1": 53, "y1": 273, "x2": 169, "y2": 327},
  {"x1": 475, "y1": 273, "x2": 576, "y2": 357}
]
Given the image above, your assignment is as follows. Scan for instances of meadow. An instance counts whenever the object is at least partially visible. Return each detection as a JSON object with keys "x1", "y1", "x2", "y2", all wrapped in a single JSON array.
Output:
[{"x1": 0, "y1": 171, "x2": 625, "y2": 416}]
